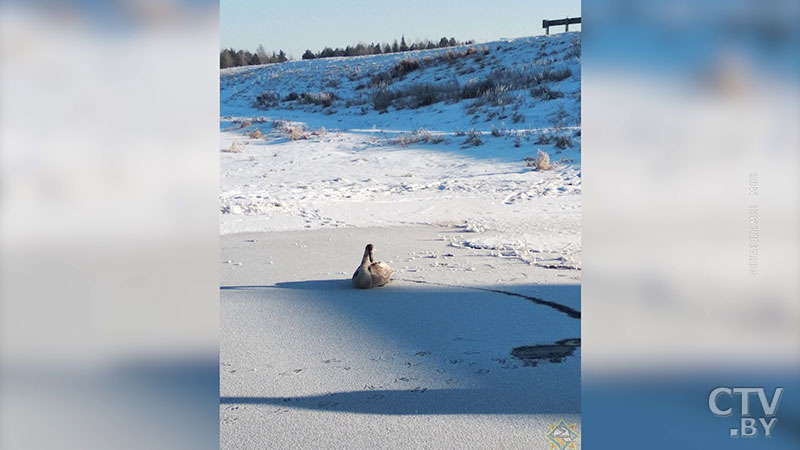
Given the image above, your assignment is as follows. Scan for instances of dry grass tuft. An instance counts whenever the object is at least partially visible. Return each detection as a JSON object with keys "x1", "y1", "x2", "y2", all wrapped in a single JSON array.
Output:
[
  {"x1": 526, "y1": 149, "x2": 551, "y2": 170},
  {"x1": 388, "y1": 128, "x2": 445, "y2": 147},
  {"x1": 222, "y1": 141, "x2": 245, "y2": 153}
]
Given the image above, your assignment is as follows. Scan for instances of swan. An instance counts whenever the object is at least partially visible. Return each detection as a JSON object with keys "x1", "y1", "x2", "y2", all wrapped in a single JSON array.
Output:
[{"x1": 352, "y1": 244, "x2": 394, "y2": 289}]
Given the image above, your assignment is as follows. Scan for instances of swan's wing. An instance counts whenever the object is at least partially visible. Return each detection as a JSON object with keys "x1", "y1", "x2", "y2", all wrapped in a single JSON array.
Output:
[
  {"x1": 353, "y1": 266, "x2": 372, "y2": 288},
  {"x1": 368, "y1": 262, "x2": 394, "y2": 286}
]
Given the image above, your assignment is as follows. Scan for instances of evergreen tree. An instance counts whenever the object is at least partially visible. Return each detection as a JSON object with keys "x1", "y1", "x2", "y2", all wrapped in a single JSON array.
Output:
[
  {"x1": 399, "y1": 35, "x2": 409, "y2": 52},
  {"x1": 302, "y1": 49, "x2": 315, "y2": 60},
  {"x1": 235, "y1": 50, "x2": 248, "y2": 67},
  {"x1": 220, "y1": 50, "x2": 234, "y2": 68},
  {"x1": 256, "y1": 44, "x2": 268, "y2": 61},
  {"x1": 277, "y1": 50, "x2": 287, "y2": 62}
]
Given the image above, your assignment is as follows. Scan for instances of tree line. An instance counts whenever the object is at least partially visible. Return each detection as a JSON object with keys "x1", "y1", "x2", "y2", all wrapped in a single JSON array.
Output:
[
  {"x1": 220, "y1": 45, "x2": 287, "y2": 69},
  {"x1": 302, "y1": 36, "x2": 471, "y2": 60},
  {"x1": 220, "y1": 36, "x2": 471, "y2": 69}
]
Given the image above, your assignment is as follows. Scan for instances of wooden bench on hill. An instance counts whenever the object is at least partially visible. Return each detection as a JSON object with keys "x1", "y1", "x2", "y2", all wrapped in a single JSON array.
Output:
[{"x1": 543, "y1": 17, "x2": 581, "y2": 35}]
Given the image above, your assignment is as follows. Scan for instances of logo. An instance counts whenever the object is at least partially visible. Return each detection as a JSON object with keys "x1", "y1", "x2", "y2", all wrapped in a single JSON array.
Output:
[
  {"x1": 708, "y1": 387, "x2": 783, "y2": 438},
  {"x1": 545, "y1": 418, "x2": 580, "y2": 450}
]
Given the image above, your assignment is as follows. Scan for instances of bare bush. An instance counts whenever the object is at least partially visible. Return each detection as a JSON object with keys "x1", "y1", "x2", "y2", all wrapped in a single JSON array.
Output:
[
  {"x1": 369, "y1": 47, "x2": 489, "y2": 88},
  {"x1": 372, "y1": 82, "x2": 459, "y2": 111},
  {"x1": 369, "y1": 58, "x2": 421, "y2": 87},
  {"x1": 249, "y1": 129, "x2": 262, "y2": 139},
  {"x1": 462, "y1": 66, "x2": 571, "y2": 102},
  {"x1": 535, "y1": 67, "x2": 572, "y2": 83},
  {"x1": 395, "y1": 58, "x2": 421, "y2": 77},
  {"x1": 531, "y1": 85, "x2": 564, "y2": 100},
  {"x1": 461, "y1": 129, "x2": 483, "y2": 147},
  {"x1": 253, "y1": 91, "x2": 280, "y2": 109},
  {"x1": 565, "y1": 35, "x2": 581, "y2": 59},
  {"x1": 549, "y1": 105, "x2": 572, "y2": 129},
  {"x1": 298, "y1": 91, "x2": 337, "y2": 108},
  {"x1": 535, "y1": 132, "x2": 551, "y2": 145},
  {"x1": 388, "y1": 128, "x2": 445, "y2": 147},
  {"x1": 373, "y1": 88, "x2": 394, "y2": 111},
  {"x1": 554, "y1": 134, "x2": 573, "y2": 149}
]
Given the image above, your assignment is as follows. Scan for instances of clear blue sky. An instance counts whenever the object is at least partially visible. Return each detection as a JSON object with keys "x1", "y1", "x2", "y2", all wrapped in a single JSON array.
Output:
[{"x1": 221, "y1": 0, "x2": 580, "y2": 58}]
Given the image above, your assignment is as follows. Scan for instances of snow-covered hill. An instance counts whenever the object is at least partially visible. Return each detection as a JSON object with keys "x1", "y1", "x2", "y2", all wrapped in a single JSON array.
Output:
[
  {"x1": 219, "y1": 32, "x2": 582, "y2": 269},
  {"x1": 221, "y1": 32, "x2": 580, "y2": 139}
]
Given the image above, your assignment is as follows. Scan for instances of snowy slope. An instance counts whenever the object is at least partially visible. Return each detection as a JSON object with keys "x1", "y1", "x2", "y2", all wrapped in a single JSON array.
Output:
[
  {"x1": 221, "y1": 33, "x2": 580, "y2": 137},
  {"x1": 220, "y1": 33, "x2": 582, "y2": 268}
]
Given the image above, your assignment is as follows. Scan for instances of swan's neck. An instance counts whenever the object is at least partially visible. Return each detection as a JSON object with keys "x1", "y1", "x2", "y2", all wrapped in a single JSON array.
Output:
[{"x1": 361, "y1": 249, "x2": 372, "y2": 266}]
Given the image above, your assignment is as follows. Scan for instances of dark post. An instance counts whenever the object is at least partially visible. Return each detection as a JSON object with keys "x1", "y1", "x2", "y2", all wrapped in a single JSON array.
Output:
[{"x1": 542, "y1": 19, "x2": 549, "y2": 35}]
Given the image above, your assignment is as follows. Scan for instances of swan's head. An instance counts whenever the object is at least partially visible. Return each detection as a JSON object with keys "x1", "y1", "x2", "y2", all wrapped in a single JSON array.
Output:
[{"x1": 365, "y1": 244, "x2": 374, "y2": 253}]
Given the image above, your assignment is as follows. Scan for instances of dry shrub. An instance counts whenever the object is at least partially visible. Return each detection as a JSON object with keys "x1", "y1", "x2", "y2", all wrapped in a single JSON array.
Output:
[
  {"x1": 223, "y1": 141, "x2": 245, "y2": 153},
  {"x1": 530, "y1": 85, "x2": 564, "y2": 100},
  {"x1": 461, "y1": 129, "x2": 483, "y2": 148},
  {"x1": 535, "y1": 132, "x2": 551, "y2": 145},
  {"x1": 298, "y1": 91, "x2": 336, "y2": 108},
  {"x1": 249, "y1": 129, "x2": 262, "y2": 139},
  {"x1": 288, "y1": 126, "x2": 306, "y2": 140},
  {"x1": 388, "y1": 128, "x2": 444, "y2": 147},
  {"x1": 526, "y1": 149, "x2": 551, "y2": 170},
  {"x1": 554, "y1": 134, "x2": 573, "y2": 149},
  {"x1": 273, "y1": 121, "x2": 309, "y2": 140}
]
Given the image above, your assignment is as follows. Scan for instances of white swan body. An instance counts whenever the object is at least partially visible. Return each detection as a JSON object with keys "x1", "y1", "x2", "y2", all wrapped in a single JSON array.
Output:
[{"x1": 352, "y1": 244, "x2": 394, "y2": 289}]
